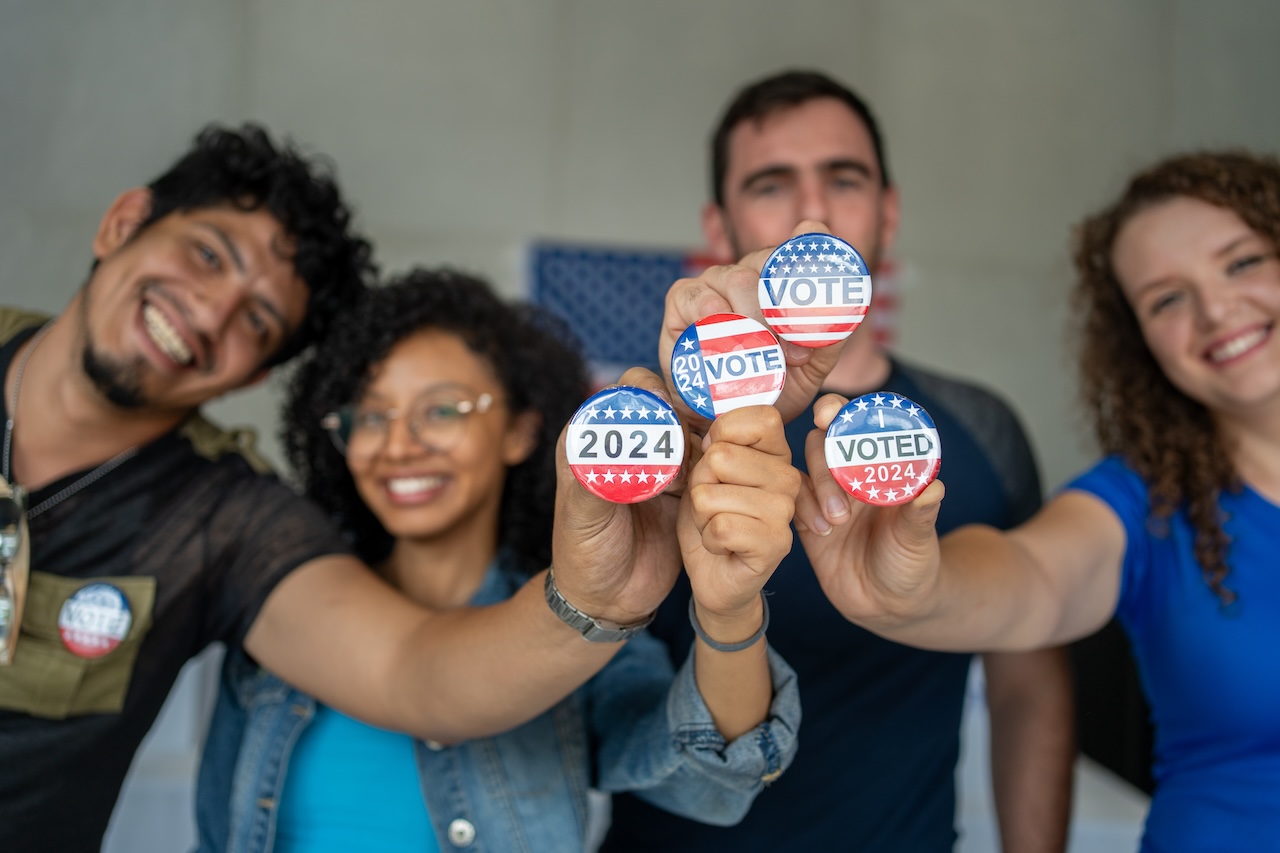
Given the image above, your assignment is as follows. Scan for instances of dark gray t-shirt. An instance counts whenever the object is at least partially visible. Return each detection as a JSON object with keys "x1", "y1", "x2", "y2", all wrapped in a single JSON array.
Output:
[{"x1": 0, "y1": 320, "x2": 351, "y2": 852}]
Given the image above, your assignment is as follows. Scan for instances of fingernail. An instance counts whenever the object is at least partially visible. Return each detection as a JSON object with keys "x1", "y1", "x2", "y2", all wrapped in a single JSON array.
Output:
[
  {"x1": 810, "y1": 515, "x2": 831, "y2": 535},
  {"x1": 826, "y1": 495, "x2": 848, "y2": 518}
]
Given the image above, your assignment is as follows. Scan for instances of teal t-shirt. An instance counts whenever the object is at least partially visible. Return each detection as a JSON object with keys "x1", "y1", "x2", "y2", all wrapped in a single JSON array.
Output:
[{"x1": 276, "y1": 704, "x2": 439, "y2": 852}]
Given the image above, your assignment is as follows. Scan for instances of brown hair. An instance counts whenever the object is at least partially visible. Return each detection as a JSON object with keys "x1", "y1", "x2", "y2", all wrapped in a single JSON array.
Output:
[{"x1": 1073, "y1": 150, "x2": 1280, "y2": 605}]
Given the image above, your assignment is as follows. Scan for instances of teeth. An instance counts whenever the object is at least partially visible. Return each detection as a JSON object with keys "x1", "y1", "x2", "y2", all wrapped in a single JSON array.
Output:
[
  {"x1": 143, "y1": 304, "x2": 193, "y2": 365},
  {"x1": 1209, "y1": 328, "x2": 1269, "y2": 363},
  {"x1": 387, "y1": 476, "x2": 446, "y2": 496}
]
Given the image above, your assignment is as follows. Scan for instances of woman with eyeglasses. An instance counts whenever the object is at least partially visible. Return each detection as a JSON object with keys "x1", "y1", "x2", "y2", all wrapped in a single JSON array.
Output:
[{"x1": 195, "y1": 268, "x2": 801, "y2": 852}]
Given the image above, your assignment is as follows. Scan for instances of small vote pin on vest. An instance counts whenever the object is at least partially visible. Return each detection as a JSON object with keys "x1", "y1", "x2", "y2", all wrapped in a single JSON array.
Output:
[
  {"x1": 670, "y1": 313, "x2": 786, "y2": 420},
  {"x1": 825, "y1": 392, "x2": 941, "y2": 507},
  {"x1": 566, "y1": 386, "x2": 685, "y2": 504},
  {"x1": 758, "y1": 232, "x2": 872, "y2": 347}
]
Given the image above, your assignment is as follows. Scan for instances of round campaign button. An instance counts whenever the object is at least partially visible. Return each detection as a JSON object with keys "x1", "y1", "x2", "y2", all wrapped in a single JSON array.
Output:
[
  {"x1": 824, "y1": 392, "x2": 941, "y2": 507},
  {"x1": 566, "y1": 386, "x2": 684, "y2": 504},
  {"x1": 58, "y1": 583, "x2": 133, "y2": 659},
  {"x1": 758, "y1": 232, "x2": 873, "y2": 347},
  {"x1": 670, "y1": 313, "x2": 786, "y2": 420}
]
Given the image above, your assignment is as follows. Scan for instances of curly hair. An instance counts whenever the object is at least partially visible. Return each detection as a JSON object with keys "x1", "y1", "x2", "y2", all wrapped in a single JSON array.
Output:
[
  {"x1": 1072, "y1": 150, "x2": 1280, "y2": 605},
  {"x1": 282, "y1": 268, "x2": 590, "y2": 572},
  {"x1": 710, "y1": 69, "x2": 891, "y2": 205},
  {"x1": 141, "y1": 123, "x2": 376, "y2": 366}
]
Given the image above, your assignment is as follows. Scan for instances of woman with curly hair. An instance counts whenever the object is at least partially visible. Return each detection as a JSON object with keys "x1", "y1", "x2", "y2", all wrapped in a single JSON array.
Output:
[
  {"x1": 794, "y1": 150, "x2": 1280, "y2": 850},
  {"x1": 195, "y1": 268, "x2": 800, "y2": 852}
]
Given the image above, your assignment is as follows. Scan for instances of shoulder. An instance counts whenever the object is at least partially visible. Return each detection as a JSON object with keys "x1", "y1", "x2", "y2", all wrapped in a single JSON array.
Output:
[
  {"x1": 892, "y1": 358, "x2": 1028, "y2": 442},
  {"x1": 0, "y1": 307, "x2": 50, "y2": 346},
  {"x1": 180, "y1": 413, "x2": 275, "y2": 475}
]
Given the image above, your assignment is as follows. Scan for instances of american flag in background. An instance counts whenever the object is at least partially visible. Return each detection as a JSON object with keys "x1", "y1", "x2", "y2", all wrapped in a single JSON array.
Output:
[
  {"x1": 528, "y1": 241, "x2": 901, "y2": 385},
  {"x1": 528, "y1": 242, "x2": 716, "y2": 386}
]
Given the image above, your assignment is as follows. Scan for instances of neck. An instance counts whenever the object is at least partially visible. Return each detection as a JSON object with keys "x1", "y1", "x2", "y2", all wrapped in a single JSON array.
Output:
[
  {"x1": 1217, "y1": 403, "x2": 1280, "y2": 504},
  {"x1": 821, "y1": 330, "x2": 892, "y2": 396},
  {"x1": 378, "y1": 512, "x2": 501, "y2": 611},
  {"x1": 5, "y1": 308, "x2": 187, "y2": 489}
]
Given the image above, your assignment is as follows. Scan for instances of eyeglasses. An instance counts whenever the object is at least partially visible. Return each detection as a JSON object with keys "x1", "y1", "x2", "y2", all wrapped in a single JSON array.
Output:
[{"x1": 321, "y1": 387, "x2": 497, "y2": 457}]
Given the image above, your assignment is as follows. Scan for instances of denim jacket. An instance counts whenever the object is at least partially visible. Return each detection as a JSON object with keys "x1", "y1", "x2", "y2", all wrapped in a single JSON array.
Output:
[{"x1": 195, "y1": 557, "x2": 800, "y2": 852}]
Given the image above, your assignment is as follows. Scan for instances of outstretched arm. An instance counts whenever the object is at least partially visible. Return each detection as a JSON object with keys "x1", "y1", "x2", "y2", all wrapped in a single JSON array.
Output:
[
  {"x1": 245, "y1": 368, "x2": 689, "y2": 744},
  {"x1": 680, "y1": 405, "x2": 799, "y2": 740},
  {"x1": 793, "y1": 392, "x2": 1128, "y2": 652}
]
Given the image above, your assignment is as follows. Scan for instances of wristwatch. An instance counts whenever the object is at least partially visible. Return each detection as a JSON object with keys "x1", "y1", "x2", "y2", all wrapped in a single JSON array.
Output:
[{"x1": 543, "y1": 568, "x2": 655, "y2": 643}]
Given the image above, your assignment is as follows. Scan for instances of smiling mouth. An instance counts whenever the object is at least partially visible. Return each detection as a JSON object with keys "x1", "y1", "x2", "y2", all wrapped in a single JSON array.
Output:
[
  {"x1": 386, "y1": 475, "x2": 447, "y2": 497},
  {"x1": 142, "y1": 303, "x2": 194, "y2": 366},
  {"x1": 1207, "y1": 325, "x2": 1271, "y2": 364}
]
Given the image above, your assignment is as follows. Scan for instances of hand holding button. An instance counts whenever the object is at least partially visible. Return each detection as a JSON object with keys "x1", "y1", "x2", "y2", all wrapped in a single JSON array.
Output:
[
  {"x1": 551, "y1": 368, "x2": 690, "y2": 629},
  {"x1": 793, "y1": 391, "x2": 948, "y2": 629},
  {"x1": 660, "y1": 221, "x2": 854, "y2": 432}
]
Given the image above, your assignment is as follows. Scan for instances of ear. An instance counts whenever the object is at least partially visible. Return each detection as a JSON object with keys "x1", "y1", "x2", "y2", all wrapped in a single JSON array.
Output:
[
  {"x1": 701, "y1": 202, "x2": 736, "y2": 262},
  {"x1": 877, "y1": 184, "x2": 901, "y2": 258},
  {"x1": 92, "y1": 188, "x2": 154, "y2": 259},
  {"x1": 501, "y1": 410, "x2": 542, "y2": 467}
]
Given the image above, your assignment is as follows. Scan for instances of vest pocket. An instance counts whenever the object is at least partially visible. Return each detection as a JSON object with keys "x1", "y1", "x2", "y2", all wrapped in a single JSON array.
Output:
[{"x1": 0, "y1": 572, "x2": 155, "y2": 718}]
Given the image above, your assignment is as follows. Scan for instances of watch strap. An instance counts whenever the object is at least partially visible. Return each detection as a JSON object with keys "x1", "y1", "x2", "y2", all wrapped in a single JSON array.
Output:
[{"x1": 543, "y1": 567, "x2": 655, "y2": 643}]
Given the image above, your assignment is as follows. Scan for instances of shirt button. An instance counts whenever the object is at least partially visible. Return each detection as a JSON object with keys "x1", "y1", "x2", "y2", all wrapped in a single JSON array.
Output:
[
  {"x1": 423, "y1": 739, "x2": 446, "y2": 751},
  {"x1": 447, "y1": 818, "x2": 476, "y2": 847}
]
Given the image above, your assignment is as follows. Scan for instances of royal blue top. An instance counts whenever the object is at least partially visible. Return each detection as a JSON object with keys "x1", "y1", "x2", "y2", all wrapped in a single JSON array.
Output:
[{"x1": 1070, "y1": 455, "x2": 1280, "y2": 852}]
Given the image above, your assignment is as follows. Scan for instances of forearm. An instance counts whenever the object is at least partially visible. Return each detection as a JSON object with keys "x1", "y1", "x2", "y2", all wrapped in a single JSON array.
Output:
[
  {"x1": 867, "y1": 525, "x2": 1066, "y2": 652},
  {"x1": 251, "y1": 561, "x2": 624, "y2": 744},
  {"x1": 386, "y1": 569, "x2": 624, "y2": 741},
  {"x1": 985, "y1": 649, "x2": 1075, "y2": 853},
  {"x1": 691, "y1": 597, "x2": 771, "y2": 741}
]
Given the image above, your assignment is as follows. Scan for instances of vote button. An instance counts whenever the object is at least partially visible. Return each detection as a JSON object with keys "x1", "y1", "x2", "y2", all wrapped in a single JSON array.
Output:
[
  {"x1": 566, "y1": 386, "x2": 684, "y2": 503},
  {"x1": 758, "y1": 232, "x2": 872, "y2": 347},
  {"x1": 670, "y1": 313, "x2": 786, "y2": 420},
  {"x1": 824, "y1": 392, "x2": 941, "y2": 507}
]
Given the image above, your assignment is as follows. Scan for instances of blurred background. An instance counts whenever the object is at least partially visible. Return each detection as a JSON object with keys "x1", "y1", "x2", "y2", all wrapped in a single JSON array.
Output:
[{"x1": 3, "y1": 1, "x2": 1277, "y2": 849}]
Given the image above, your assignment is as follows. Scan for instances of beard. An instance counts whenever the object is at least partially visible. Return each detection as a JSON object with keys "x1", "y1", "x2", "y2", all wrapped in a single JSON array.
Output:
[{"x1": 81, "y1": 344, "x2": 147, "y2": 409}]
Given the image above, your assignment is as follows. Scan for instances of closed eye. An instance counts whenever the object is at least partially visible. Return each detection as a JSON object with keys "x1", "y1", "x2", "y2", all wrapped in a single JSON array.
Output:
[
  {"x1": 195, "y1": 241, "x2": 222, "y2": 271},
  {"x1": 1226, "y1": 253, "x2": 1269, "y2": 276}
]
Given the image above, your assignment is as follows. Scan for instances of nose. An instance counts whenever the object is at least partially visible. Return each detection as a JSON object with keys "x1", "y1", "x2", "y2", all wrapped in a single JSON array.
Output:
[
  {"x1": 189, "y1": 279, "x2": 248, "y2": 338},
  {"x1": 380, "y1": 412, "x2": 427, "y2": 459},
  {"x1": 1194, "y1": 283, "x2": 1234, "y2": 329},
  {"x1": 797, "y1": 175, "x2": 829, "y2": 224}
]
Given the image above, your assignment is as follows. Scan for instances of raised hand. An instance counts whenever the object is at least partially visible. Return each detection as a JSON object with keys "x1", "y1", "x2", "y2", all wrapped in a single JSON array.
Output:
[
  {"x1": 794, "y1": 392, "x2": 947, "y2": 629},
  {"x1": 550, "y1": 368, "x2": 690, "y2": 628},
  {"x1": 681, "y1": 405, "x2": 799, "y2": 643},
  {"x1": 660, "y1": 220, "x2": 851, "y2": 433}
]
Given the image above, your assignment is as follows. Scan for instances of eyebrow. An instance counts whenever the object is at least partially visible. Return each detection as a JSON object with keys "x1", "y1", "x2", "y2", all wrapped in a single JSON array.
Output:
[
  {"x1": 1213, "y1": 234, "x2": 1257, "y2": 258},
  {"x1": 196, "y1": 221, "x2": 293, "y2": 337},
  {"x1": 738, "y1": 158, "x2": 876, "y2": 194}
]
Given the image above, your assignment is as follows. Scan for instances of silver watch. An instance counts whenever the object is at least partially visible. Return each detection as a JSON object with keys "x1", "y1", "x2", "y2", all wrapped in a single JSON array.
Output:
[{"x1": 543, "y1": 568, "x2": 655, "y2": 643}]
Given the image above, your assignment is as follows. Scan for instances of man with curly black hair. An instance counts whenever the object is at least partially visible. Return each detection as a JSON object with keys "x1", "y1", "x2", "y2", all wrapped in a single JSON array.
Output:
[{"x1": 0, "y1": 125, "x2": 696, "y2": 852}]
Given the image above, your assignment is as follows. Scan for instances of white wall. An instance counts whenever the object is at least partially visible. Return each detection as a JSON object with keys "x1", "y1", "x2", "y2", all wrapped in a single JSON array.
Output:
[{"x1": 4, "y1": 2, "x2": 1278, "y2": 850}]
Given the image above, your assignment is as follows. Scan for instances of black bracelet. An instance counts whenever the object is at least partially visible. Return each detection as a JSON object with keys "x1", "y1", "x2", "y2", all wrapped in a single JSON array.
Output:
[{"x1": 688, "y1": 593, "x2": 769, "y2": 652}]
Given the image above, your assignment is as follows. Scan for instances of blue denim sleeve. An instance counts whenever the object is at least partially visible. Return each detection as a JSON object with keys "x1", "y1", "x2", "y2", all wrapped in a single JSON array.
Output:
[{"x1": 587, "y1": 629, "x2": 800, "y2": 826}]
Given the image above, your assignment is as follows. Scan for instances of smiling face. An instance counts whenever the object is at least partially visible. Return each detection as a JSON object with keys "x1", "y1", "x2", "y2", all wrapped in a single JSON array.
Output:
[
  {"x1": 79, "y1": 189, "x2": 308, "y2": 413},
  {"x1": 704, "y1": 97, "x2": 899, "y2": 266},
  {"x1": 1113, "y1": 195, "x2": 1280, "y2": 418},
  {"x1": 343, "y1": 330, "x2": 537, "y2": 546}
]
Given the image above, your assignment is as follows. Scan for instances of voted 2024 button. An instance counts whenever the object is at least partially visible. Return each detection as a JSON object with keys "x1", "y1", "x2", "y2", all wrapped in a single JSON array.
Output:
[
  {"x1": 670, "y1": 313, "x2": 786, "y2": 420},
  {"x1": 566, "y1": 386, "x2": 684, "y2": 504},
  {"x1": 758, "y1": 232, "x2": 872, "y2": 348},
  {"x1": 825, "y1": 392, "x2": 940, "y2": 507}
]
